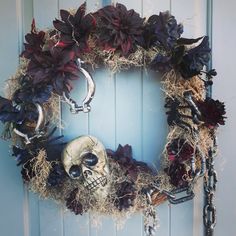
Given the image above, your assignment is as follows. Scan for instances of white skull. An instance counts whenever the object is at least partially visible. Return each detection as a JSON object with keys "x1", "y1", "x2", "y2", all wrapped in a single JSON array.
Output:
[{"x1": 62, "y1": 135, "x2": 110, "y2": 196}]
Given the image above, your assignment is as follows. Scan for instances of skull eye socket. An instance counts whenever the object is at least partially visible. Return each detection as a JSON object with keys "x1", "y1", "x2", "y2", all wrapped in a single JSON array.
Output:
[
  {"x1": 69, "y1": 165, "x2": 81, "y2": 178},
  {"x1": 83, "y1": 153, "x2": 98, "y2": 166}
]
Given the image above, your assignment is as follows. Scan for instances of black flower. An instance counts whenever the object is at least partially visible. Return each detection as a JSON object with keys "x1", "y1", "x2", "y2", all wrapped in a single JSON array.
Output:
[
  {"x1": 53, "y1": 2, "x2": 96, "y2": 57},
  {"x1": 151, "y1": 36, "x2": 211, "y2": 78},
  {"x1": 95, "y1": 3, "x2": 145, "y2": 55},
  {"x1": 167, "y1": 139, "x2": 194, "y2": 162},
  {"x1": 0, "y1": 96, "x2": 38, "y2": 125},
  {"x1": 179, "y1": 36, "x2": 211, "y2": 78},
  {"x1": 12, "y1": 146, "x2": 34, "y2": 166},
  {"x1": 143, "y1": 11, "x2": 183, "y2": 50},
  {"x1": 13, "y1": 75, "x2": 53, "y2": 104},
  {"x1": 47, "y1": 163, "x2": 67, "y2": 187},
  {"x1": 115, "y1": 181, "x2": 136, "y2": 211},
  {"x1": 66, "y1": 188, "x2": 84, "y2": 215},
  {"x1": 150, "y1": 53, "x2": 172, "y2": 72},
  {"x1": 197, "y1": 98, "x2": 226, "y2": 128}
]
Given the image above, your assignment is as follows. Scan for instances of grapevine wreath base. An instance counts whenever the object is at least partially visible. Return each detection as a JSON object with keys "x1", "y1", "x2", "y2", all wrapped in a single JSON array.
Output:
[{"x1": 0, "y1": 3, "x2": 226, "y2": 235}]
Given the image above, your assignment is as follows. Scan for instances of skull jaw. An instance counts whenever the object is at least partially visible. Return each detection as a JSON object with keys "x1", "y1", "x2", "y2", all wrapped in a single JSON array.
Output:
[{"x1": 83, "y1": 175, "x2": 110, "y2": 199}]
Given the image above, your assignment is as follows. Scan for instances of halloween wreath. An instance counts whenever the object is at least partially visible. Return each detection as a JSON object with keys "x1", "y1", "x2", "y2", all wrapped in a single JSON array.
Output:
[{"x1": 0, "y1": 2, "x2": 226, "y2": 235}]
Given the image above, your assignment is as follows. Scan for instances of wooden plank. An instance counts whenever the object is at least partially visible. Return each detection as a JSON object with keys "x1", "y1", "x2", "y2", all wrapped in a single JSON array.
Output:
[
  {"x1": 88, "y1": 69, "x2": 117, "y2": 236},
  {"x1": 89, "y1": 69, "x2": 116, "y2": 148},
  {"x1": 170, "y1": 1, "x2": 207, "y2": 236},
  {"x1": 59, "y1": 1, "x2": 90, "y2": 235},
  {"x1": 22, "y1": 0, "x2": 33, "y2": 36},
  {"x1": 0, "y1": 141, "x2": 25, "y2": 236},
  {"x1": 114, "y1": 0, "x2": 142, "y2": 14},
  {"x1": 63, "y1": 211, "x2": 89, "y2": 236},
  {"x1": 142, "y1": 1, "x2": 170, "y2": 235},
  {"x1": 171, "y1": 0, "x2": 207, "y2": 38},
  {"x1": 28, "y1": 192, "x2": 40, "y2": 236},
  {"x1": 170, "y1": 201, "x2": 194, "y2": 236},
  {"x1": 142, "y1": 70, "x2": 168, "y2": 169},
  {"x1": 60, "y1": 59, "x2": 89, "y2": 140},
  {"x1": 142, "y1": 70, "x2": 169, "y2": 236},
  {"x1": 212, "y1": 0, "x2": 236, "y2": 236},
  {"x1": 0, "y1": 0, "x2": 25, "y2": 235},
  {"x1": 38, "y1": 200, "x2": 63, "y2": 236},
  {"x1": 33, "y1": 0, "x2": 58, "y2": 29},
  {"x1": 143, "y1": 0, "x2": 170, "y2": 16},
  {"x1": 31, "y1": 1, "x2": 64, "y2": 236},
  {"x1": 115, "y1": 69, "x2": 143, "y2": 236},
  {"x1": 59, "y1": 0, "x2": 84, "y2": 10}
]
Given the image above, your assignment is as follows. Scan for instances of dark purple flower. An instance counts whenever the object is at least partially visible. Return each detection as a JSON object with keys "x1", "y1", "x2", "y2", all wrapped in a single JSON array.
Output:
[
  {"x1": 95, "y1": 3, "x2": 145, "y2": 55},
  {"x1": 151, "y1": 53, "x2": 172, "y2": 72},
  {"x1": 197, "y1": 98, "x2": 226, "y2": 128},
  {"x1": 66, "y1": 188, "x2": 84, "y2": 215},
  {"x1": 53, "y1": 2, "x2": 96, "y2": 57},
  {"x1": 143, "y1": 11, "x2": 183, "y2": 50},
  {"x1": 167, "y1": 139, "x2": 194, "y2": 162},
  {"x1": 165, "y1": 161, "x2": 189, "y2": 187}
]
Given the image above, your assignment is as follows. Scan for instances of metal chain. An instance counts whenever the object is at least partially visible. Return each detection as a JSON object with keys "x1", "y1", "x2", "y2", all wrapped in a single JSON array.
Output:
[{"x1": 203, "y1": 137, "x2": 217, "y2": 236}]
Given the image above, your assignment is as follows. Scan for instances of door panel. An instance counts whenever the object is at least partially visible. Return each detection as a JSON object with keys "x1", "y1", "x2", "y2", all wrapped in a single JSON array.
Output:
[{"x1": 0, "y1": 0, "x2": 209, "y2": 235}]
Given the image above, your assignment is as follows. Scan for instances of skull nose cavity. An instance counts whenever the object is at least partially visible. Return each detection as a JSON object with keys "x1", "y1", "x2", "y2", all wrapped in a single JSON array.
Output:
[
  {"x1": 83, "y1": 169, "x2": 92, "y2": 178},
  {"x1": 69, "y1": 165, "x2": 81, "y2": 178}
]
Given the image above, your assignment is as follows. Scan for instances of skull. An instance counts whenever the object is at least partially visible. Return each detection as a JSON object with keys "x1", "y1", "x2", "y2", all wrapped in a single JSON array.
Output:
[{"x1": 62, "y1": 135, "x2": 110, "y2": 196}]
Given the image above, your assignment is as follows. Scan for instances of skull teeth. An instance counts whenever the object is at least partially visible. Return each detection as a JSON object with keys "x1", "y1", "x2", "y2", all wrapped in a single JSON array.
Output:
[{"x1": 84, "y1": 176, "x2": 107, "y2": 191}]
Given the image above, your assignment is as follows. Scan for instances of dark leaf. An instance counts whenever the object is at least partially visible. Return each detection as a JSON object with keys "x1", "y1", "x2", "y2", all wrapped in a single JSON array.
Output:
[{"x1": 177, "y1": 37, "x2": 203, "y2": 45}]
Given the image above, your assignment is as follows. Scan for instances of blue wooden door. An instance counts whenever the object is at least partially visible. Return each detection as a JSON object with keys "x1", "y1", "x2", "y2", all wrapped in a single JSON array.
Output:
[{"x1": 0, "y1": 0, "x2": 209, "y2": 235}]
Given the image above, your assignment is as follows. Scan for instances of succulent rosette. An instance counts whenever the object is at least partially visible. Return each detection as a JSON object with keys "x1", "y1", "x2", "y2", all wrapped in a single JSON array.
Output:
[{"x1": 95, "y1": 3, "x2": 145, "y2": 55}]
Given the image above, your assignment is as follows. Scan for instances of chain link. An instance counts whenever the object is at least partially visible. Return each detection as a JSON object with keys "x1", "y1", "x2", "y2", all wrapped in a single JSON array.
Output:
[{"x1": 204, "y1": 139, "x2": 217, "y2": 236}]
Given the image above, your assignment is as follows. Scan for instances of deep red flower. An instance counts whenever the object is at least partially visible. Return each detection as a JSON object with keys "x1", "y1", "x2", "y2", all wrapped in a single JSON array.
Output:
[
  {"x1": 53, "y1": 2, "x2": 96, "y2": 58},
  {"x1": 107, "y1": 144, "x2": 154, "y2": 181},
  {"x1": 26, "y1": 41, "x2": 79, "y2": 95},
  {"x1": 167, "y1": 139, "x2": 194, "y2": 162},
  {"x1": 21, "y1": 19, "x2": 46, "y2": 59},
  {"x1": 197, "y1": 98, "x2": 226, "y2": 128},
  {"x1": 165, "y1": 161, "x2": 190, "y2": 187},
  {"x1": 95, "y1": 3, "x2": 145, "y2": 55},
  {"x1": 66, "y1": 188, "x2": 84, "y2": 215}
]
